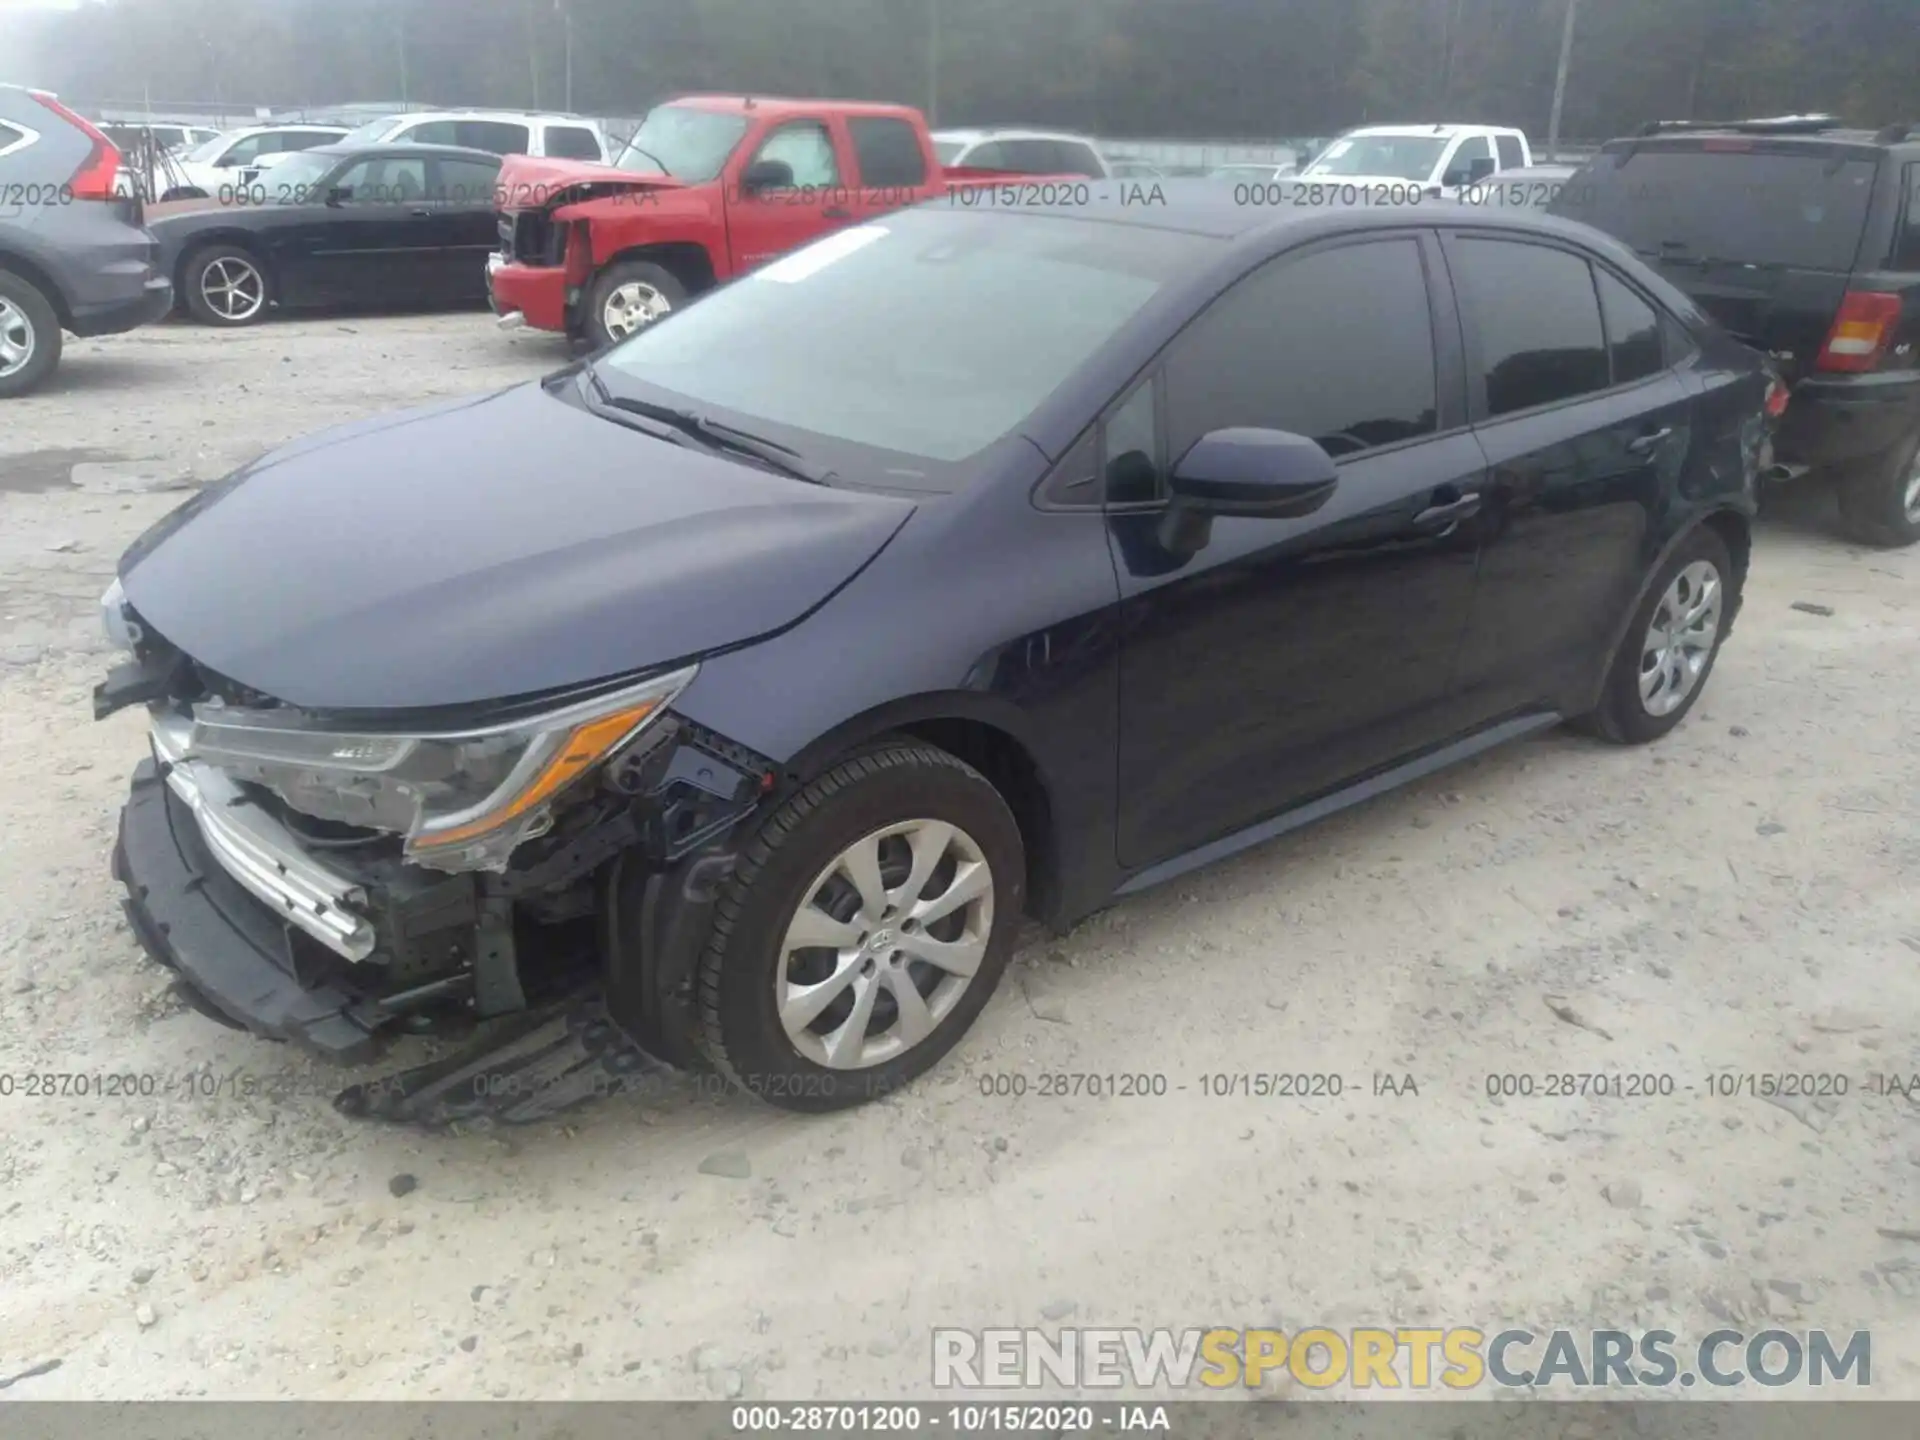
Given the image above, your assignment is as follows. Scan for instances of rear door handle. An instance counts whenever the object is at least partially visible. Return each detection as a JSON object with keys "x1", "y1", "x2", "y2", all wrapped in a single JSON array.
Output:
[
  {"x1": 409, "y1": 207, "x2": 433, "y2": 218},
  {"x1": 823, "y1": 206, "x2": 852, "y2": 219},
  {"x1": 1414, "y1": 493, "x2": 1483, "y2": 528},
  {"x1": 1627, "y1": 426, "x2": 1674, "y2": 456}
]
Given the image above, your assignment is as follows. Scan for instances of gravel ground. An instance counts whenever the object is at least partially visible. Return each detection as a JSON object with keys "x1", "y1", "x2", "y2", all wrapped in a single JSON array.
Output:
[{"x1": 1, "y1": 312, "x2": 1917, "y2": 1403}]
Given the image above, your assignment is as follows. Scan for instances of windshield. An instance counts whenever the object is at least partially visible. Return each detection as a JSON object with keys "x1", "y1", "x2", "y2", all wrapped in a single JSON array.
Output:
[
  {"x1": 340, "y1": 117, "x2": 401, "y2": 146},
  {"x1": 598, "y1": 208, "x2": 1211, "y2": 478},
  {"x1": 1306, "y1": 134, "x2": 1449, "y2": 180},
  {"x1": 253, "y1": 151, "x2": 337, "y2": 197},
  {"x1": 933, "y1": 140, "x2": 966, "y2": 164},
  {"x1": 614, "y1": 105, "x2": 751, "y2": 181},
  {"x1": 182, "y1": 134, "x2": 232, "y2": 164}
]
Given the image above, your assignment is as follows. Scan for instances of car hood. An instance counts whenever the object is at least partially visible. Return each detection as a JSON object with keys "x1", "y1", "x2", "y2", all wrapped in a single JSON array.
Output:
[
  {"x1": 496, "y1": 154, "x2": 688, "y2": 211},
  {"x1": 117, "y1": 379, "x2": 916, "y2": 713}
]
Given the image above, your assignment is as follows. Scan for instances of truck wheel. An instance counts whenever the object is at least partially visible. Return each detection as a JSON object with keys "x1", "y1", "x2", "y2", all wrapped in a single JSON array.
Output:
[
  {"x1": 0, "y1": 269, "x2": 61, "y2": 399},
  {"x1": 696, "y1": 741, "x2": 1025, "y2": 1114},
  {"x1": 1836, "y1": 429, "x2": 1920, "y2": 548},
  {"x1": 182, "y1": 244, "x2": 271, "y2": 327},
  {"x1": 585, "y1": 260, "x2": 685, "y2": 348}
]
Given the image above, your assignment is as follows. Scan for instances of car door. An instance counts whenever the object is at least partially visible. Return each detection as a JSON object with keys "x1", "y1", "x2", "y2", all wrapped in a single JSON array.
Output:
[
  {"x1": 723, "y1": 116, "x2": 856, "y2": 271},
  {"x1": 282, "y1": 153, "x2": 437, "y2": 305},
  {"x1": 1110, "y1": 231, "x2": 1491, "y2": 870},
  {"x1": 1439, "y1": 231, "x2": 1698, "y2": 721},
  {"x1": 419, "y1": 154, "x2": 504, "y2": 303}
]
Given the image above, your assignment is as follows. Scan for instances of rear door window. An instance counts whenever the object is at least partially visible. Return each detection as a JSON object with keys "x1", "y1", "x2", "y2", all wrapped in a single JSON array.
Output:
[
  {"x1": 1551, "y1": 146, "x2": 1878, "y2": 272},
  {"x1": 997, "y1": 139, "x2": 1062, "y2": 173},
  {"x1": 456, "y1": 121, "x2": 532, "y2": 155},
  {"x1": 400, "y1": 120, "x2": 461, "y2": 147},
  {"x1": 1495, "y1": 134, "x2": 1525, "y2": 170},
  {"x1": 847, "y1": 117, "x2": 927, "y2": 187},
  {"x1": 1052, "y1": 142, "x2": 1106, "y2": 178},
  {"x1": 1451, "y1": 237, "x2": 1609, "y2": 417},
  {"x1": 545, "y1": 125, "x2": 603, "y2": 160}
]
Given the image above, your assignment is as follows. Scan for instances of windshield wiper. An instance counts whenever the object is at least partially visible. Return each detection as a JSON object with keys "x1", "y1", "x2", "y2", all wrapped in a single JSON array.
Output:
[{"x1": 580, "y1": 364, "x2": 835, "y2": 484}]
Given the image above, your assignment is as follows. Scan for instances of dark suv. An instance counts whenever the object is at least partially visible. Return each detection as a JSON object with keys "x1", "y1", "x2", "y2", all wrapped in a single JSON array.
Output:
[
  {"x1": 1551, "y1": 116, "x2": 1920, "y2": 546},
  {"x1": 94, "y1": 190, "x2": 1770, "y2": 1120},
  {"x1": 0, "y1": 85, "x2": 172, "y2": 398}
]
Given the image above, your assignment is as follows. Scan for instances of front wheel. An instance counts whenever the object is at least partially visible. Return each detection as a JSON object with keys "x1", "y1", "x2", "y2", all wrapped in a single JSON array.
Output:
[
  {"x1": 1578, "y1": 526, "x2": 1734, "y2": 745},
  {"x1": 1836, "y1": 429, "x2": 1920, "y2": 548},
  {"x1": 583, "y1": 259, "x2": 685, "y2": 349},
  {"x1": 695, "y1": 741, "x2": 1026, "y2": 1113}
]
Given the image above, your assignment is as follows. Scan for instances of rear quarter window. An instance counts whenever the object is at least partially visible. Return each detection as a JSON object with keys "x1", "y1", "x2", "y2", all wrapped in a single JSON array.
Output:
[
  {"x1": 847, "y1": 117, "x2": 927, "y2": 187},
  {"x1": 1551, "y1": 147, "x2": 1878, "y2": 272},
  {"x1": 1894, "y1": 163, "x2": 1920, "y2": 271}
]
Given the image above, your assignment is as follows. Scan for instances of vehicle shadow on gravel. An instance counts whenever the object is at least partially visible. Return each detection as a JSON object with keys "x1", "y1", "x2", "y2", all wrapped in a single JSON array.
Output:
[{"x1": 24, "y1": 354, "x2": 176, "y2": 396}]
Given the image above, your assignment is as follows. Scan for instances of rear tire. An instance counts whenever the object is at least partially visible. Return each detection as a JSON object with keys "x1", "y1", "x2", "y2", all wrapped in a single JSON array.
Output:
[
  {"x1": 1577, "y1": 526, "x2": 1733, "y2": 745},
  {"x1": 182, "y1": 243, "x2": 271, "y2": 327},
  {"x1": 1836, "y1": 429, "x2": 1920, "y2": 548},
  {"x1": 696, "y1": 741, "x2": 1025, "y2": 1113},
  {"x1": 0, "y1": 269, "x2": 61, "y2": 399},
  {"x1": 584, "y1": 259, "x2": 685, "y2": 349}
]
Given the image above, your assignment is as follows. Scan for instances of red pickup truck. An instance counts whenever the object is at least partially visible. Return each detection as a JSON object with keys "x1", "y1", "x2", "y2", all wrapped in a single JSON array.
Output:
[{"x1": 488, "y1": 95, "x2": 1067, "y2": 346}]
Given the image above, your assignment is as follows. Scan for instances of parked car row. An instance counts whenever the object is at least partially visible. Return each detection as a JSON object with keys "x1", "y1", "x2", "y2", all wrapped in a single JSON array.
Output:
[{"x1": 7, "y1": 84, "x2": 1918, "y2": 555}]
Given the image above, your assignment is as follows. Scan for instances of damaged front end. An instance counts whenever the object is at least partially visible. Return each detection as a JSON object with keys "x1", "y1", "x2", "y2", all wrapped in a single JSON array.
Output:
[{"x1": 95, "y1": 579, "x2": 773, "y2": 1125}]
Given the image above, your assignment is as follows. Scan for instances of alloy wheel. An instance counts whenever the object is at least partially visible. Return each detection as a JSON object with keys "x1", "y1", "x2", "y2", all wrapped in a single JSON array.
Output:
[
  {"x1": 601, "y1": 281, "x2": 671, "y2": 340},
  {"x1": 775, "y1": 819, "x2": 995, "y2": 1071},
  {"x1": 1638, "y1": 559, "x2": 1722, "y2": 718},
  {"x1": 201, "y1": 256, "x2": 265, "y2": 322},
  {"x1": 1903, "y1": 445, "x2": 1920, "y2": 525},
  {"x1": 0, "y1": 297, "x2": 34, "y2": 379}
]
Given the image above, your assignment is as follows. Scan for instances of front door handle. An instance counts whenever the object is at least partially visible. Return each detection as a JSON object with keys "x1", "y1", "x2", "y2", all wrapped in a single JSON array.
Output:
[
  {"x1": 1414, "y1": 493, "x2": 1483, "y2": 528},
  {"x1": 1627, "y1": 426, "x2": 1674, "y2": 457},
  {"x1": 822, "y1": 206, "x2": 852, "y2": 220},
  {"x1": 409, "y1": 207, "x2": 433, "y2": 218}
]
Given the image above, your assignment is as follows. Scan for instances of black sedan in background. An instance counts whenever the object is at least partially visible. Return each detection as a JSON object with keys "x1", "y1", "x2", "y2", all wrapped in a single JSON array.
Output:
[
  {"x1": 147, "y1": 143, "x2": 504, "y2": 326},
  {"x1": 96, "y1": 191, "x2": 1772, "y2": 1118}
]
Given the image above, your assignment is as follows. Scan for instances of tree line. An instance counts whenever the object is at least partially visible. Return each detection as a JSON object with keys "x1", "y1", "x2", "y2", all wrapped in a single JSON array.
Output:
[{"x1": 25, "y1": 0, "x2": 1920, "y2": 141}]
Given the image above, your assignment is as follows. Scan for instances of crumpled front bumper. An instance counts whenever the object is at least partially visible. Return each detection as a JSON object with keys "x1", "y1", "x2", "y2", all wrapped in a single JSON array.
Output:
[{"x1": 115, "y1": 756, "x2": 385, "y2": 1061}]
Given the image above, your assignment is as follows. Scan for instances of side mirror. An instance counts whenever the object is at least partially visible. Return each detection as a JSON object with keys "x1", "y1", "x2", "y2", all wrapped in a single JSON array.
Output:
[
  {"x1": 325, "y1": 185, "x2": 351, "y2": 207},
  {"x1": 1425, "y1": 184, "x2": 1444, "y2": 198},
  {"x1": 1168, "y1": 428, "x2": 1339, "y2": 517},
  {"x1": 1468, "y1": 157, "x2": 1498, "y2": 182},
  {"x1": 740, "y1": 159, "x2": 794, "y2": 192}
]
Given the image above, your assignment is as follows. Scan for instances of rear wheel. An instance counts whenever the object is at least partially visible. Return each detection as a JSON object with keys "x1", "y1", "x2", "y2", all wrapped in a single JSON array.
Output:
[
  {"x1": 182, "y1": 244, "x2": 271, "y2": 327},
  {"x1": 1836, "y1": 429, "x2": 1920, "y2": 548},
  {"x1": 0, "y1": 269, "x2": 61, "y2": 399},
  {"x1": 584, "y1": 259, "x2": 685, "y2": 348},
  {"x1": 696, "y1": 741, "x2": 1025, "y2": 1113},
  {"x1": 1578, "y1": 526, "x2": 1733, "y2": 745}
]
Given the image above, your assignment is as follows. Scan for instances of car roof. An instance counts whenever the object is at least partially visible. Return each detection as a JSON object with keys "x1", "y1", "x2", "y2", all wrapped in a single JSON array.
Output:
[
  {"x1": 666, "y1": 95, "x2": 921, "y2": 122},
  {"x1": 1487, "y1": 164, "x2": 1576, "y2": 178},
  {"x1": 302, "y1": 142, "x2": 507, "y2": 162},
  {"x1": 1599, "y1": 126, "x2": 1913, "y2": 156},
  {"x1": 1342, "y1": 123, "x2": 1525, "y2": 138},
  {"x1": 933, "y1": 128, "x2": 1101, "y2": 144},
  {"x1": 378, "y1": 110, "x2": 601, "y2": 126},
  {"x1": 225, "y1": 123, "x2": 349, "y2": 137}
]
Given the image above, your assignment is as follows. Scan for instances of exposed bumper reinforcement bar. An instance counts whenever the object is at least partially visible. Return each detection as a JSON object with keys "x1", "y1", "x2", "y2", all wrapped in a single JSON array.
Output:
[{"x1": 150, "y1": 714, "x2": 377, "y2": 962}]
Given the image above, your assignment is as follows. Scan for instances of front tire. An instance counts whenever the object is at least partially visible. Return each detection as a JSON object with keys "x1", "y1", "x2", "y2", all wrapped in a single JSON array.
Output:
[
  {"x1": 696, "y1": 741, "x2": 1025, "y2": 1113},
  {"x1": 1579, "y1": 526, "x2": 1733, "y2": 745},
  {"x1": 584, "y1": 259, "x2": 685, "y2": 349},
  {"x1": 0, "y1": 268, "x2": 61, "y2": 399},
  {"x1": 182, "y1": 244, "x2": 271, "y2": 327},
  {"x1": 1836, "y1": 429, "x2": 1920, "y2": 548}
]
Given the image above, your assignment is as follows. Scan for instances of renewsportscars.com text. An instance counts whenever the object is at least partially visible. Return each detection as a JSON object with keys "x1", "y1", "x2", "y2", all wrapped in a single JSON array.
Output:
[{"x1": 932, "y1": 1326, "x2": 1871, "y2": 1391}]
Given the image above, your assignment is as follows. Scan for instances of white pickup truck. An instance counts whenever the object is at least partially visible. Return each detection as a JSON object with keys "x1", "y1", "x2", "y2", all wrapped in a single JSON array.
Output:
[{"x1": 1299, "y1": 123, "x2": 1532, "y2": 196}]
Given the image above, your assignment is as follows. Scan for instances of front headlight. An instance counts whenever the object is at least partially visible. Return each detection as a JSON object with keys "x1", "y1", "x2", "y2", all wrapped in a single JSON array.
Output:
[
  {"x1": 100, "y1": 577, "x2": 144, "y2": 653},
  {"x1": 182, "y1": 665, "x2": 697, "y2": 872}
]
